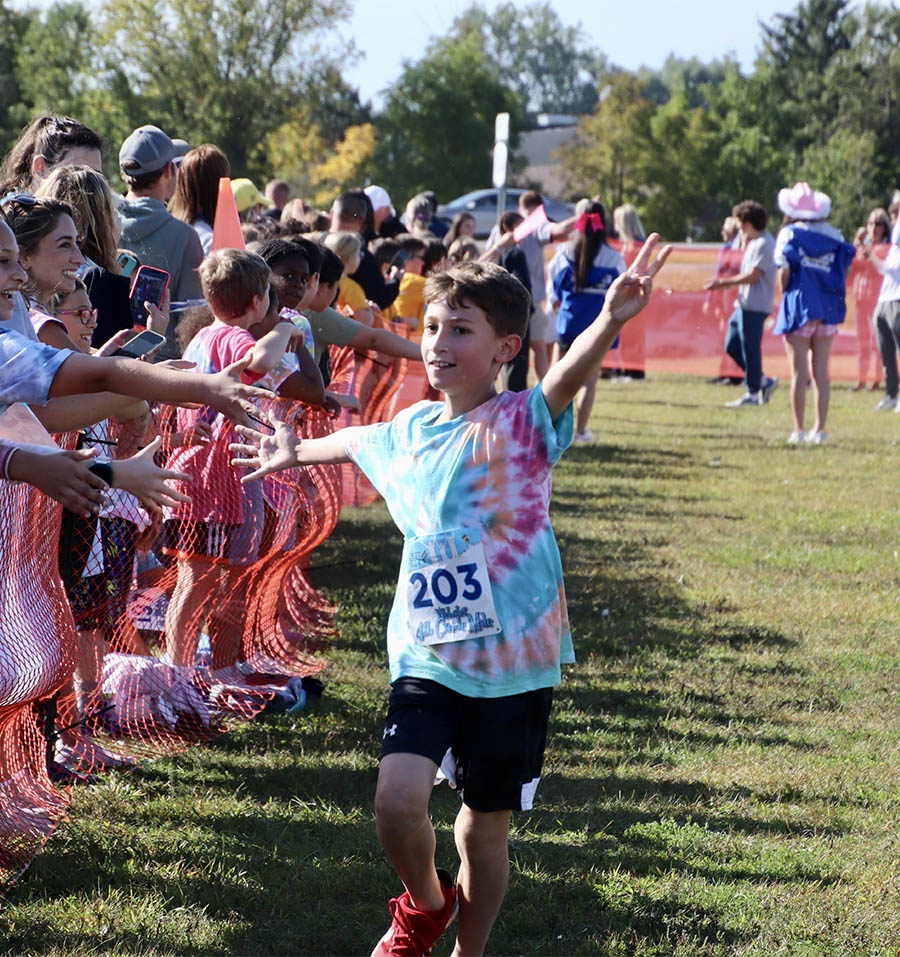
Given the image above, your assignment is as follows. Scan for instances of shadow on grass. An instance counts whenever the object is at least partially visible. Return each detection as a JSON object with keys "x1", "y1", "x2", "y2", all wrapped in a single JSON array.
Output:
[{"x1": 2, "y1": 442, "x2": 826, "y2": 957}]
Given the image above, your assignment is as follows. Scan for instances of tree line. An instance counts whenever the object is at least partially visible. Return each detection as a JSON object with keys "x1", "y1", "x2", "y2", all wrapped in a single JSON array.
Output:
[{"x1": 1, "y1": 0, "x2": 896, "y2": 239}]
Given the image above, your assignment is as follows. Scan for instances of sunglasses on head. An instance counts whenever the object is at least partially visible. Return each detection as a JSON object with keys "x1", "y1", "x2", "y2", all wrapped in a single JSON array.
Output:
[{"x1": 0, "y1": 192, "x2": 37, "y2": 208}]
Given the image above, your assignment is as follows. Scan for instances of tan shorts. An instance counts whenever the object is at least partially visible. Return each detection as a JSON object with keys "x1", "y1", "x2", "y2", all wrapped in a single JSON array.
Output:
[{"x1": 529, "y1": 302, "x2": 549, "y2": 342}]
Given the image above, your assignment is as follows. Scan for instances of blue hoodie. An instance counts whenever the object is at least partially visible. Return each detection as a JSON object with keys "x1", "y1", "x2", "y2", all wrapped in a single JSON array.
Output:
[{"x1": 775, "y1": 227, "x2": 856, "y2": 333}]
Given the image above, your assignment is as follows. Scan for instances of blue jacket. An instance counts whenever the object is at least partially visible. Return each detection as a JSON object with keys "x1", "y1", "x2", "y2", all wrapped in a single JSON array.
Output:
[{"x1": 775, "y1": 228, "x2": 856, "y2": 333}]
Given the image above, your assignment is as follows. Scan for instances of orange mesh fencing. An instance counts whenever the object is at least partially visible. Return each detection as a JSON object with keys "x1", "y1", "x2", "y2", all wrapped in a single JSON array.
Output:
[
  {"x1": 329, "y1": 312, "x2": 411, "y2": 507},
  {"x1": 0, "y1": 409, "x2": 80, "y2": 887},
  {"x1": 0, "y1": 393, "x2": 345, "y2": 890},
  {"x1": 587, "y1": 241, "x2": 872, "y2": 382}
]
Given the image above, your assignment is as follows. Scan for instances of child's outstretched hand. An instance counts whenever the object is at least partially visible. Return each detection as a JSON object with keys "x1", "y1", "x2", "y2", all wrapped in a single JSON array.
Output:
[
  {"x1": 206, "y1": 354, "x2": 273, "y2": 428},
  {"x1": 112, "y1": 436, "x2": 192, "y2": 512},
  {"x1": 605, "y1": 233, "x2": 672, "y2": 325},
  {"x1": 230, "y1": 410, "x2": 299, "y2": 483},
  {"x1": 8, "y1": 445, "x2": 107, "y2": 517}
]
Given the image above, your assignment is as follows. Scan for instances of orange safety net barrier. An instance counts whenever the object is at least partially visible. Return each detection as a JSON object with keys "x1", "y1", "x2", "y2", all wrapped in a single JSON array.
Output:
[
  {"x1": 0, "y1": 410, "x2": 81, "y2": 887},
  {"x1": 329, "y1": 312, "x2": 411, "y2": 507},
  {"x1": 0, "y1": 393, "x2": 344, "y2": 890},
  {"x1": 586, "y1": 241, "x2": 877, "y2": 382}
]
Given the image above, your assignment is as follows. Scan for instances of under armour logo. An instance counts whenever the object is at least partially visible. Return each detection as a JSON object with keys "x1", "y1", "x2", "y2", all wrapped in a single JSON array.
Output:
[{"x1": 383, "y1": 723, "x2": 398, "y2": 738}]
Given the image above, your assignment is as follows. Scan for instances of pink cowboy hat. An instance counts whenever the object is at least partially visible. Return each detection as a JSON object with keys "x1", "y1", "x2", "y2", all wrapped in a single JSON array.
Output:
[{"x1": 777, "y1": 181, "x2": 831, "y2": 221}]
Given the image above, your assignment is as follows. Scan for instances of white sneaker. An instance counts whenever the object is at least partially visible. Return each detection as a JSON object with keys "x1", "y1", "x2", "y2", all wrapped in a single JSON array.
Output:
[
  {"x1": 725, "y1": 392, "x2": 761, "y2": 407},
  {"x1": 875, "y1": 396, "x2": 897, "y2": 410},
  {"x1": 572, "y1": 429, "x2": 595, "y2": 445},
  {"x1": 806, "y1": 430, "x2": 827, "y2": 445},
  {"x1": 761, "y1": 377, "x2": 778, "y2": 403},
  {"x1": 787, "y1": 430, "x2": 805, "y2": 445}
]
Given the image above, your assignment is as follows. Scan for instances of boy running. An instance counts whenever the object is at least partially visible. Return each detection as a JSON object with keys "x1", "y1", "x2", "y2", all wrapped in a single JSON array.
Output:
[{"x1": 231, "y1": 235, "x2": 671, "y2": 956}]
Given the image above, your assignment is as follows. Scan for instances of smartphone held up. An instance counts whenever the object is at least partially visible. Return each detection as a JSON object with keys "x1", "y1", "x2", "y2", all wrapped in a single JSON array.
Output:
[{"x1": 129, "y1": 265, "x2": 170, "y2": 327}]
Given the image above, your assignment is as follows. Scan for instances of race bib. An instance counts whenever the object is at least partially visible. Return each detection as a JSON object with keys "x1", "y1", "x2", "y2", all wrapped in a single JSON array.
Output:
[{"x1": 406, "y1": 527, "x2": 501, "y2": 645}]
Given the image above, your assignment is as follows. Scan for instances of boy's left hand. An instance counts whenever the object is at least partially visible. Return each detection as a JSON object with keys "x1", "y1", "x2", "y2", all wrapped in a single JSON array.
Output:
[
  {"x1": 230, "y1": 409, "x2": 298, "y2": 483},
  {"x1": 605, "y1": 234, "x2": 672, "y2": 325}
]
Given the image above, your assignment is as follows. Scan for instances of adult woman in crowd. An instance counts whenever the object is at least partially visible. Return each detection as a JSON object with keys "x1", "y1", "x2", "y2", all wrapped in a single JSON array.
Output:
[
  {"x1": 613, "y1": 204, "x2": 645, "y2": 246},
  {"x1": 443, "y1": 212, "x2": 477, "y2": 248},
  {"x1": 852, "y1": 207, "x2": 891, "y2": 391},
  {"x1": 612, "y1": 203, "x2": 647, "y2": 379},
  {"x1": 0, "y1": 115, "x2": 103, "y2": 195},
  {"x1": 774, "y1": 182, "x2": 856, "y2": 445},
  {"x1": 34, "y1": 165, "x2": 146, "y2": 348},
  {"x1": 170, "y1": 145, "x2": 231, "y2": 256}
]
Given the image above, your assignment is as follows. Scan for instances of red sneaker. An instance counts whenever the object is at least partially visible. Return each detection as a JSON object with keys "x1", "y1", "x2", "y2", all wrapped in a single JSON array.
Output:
[{"x1": 371, "y1": 868, "x2": 458, "y2": 956}]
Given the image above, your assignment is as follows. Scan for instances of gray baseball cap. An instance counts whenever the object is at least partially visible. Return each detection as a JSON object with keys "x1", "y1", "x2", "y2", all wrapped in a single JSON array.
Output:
[{"x1": 119, "y1": 125, "x2": 175, "y2": 175}]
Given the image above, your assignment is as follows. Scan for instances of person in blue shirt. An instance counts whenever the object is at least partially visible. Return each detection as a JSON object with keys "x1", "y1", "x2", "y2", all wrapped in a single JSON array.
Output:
[
  {"x1": 546, "y1": 200, "x2": 625, "y2": 443},
  {"x1": 773, "y1": 182, "x2": 856, "y2": 445}
]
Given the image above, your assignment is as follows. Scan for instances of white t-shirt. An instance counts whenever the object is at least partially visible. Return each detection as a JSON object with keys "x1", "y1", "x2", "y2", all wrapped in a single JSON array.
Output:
[{"x1": 877, "y1": 221, "x2": 900, "y2": 304}]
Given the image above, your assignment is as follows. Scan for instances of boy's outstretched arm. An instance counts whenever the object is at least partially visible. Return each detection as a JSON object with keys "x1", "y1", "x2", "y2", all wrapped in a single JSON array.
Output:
[
  {"x1": 230, "y1": 410, "x2": 350, "y2": 482},
  {"x1": 542, "y1": 234, "x2": 671, "y2": 421}
]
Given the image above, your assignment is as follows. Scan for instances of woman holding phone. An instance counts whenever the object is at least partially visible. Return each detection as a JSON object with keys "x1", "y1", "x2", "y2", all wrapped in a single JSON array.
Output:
[{"x1": 34, "y1": 165, "x2": 167, "y2": 348}]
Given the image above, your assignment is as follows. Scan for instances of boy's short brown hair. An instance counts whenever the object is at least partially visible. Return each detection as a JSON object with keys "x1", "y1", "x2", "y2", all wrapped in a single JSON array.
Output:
[
  {"x1": 732, "y1": 199, "x2": 767, "y2": 232},
  {"x1": 425, "y1": 261, "x2": 530, "y2": 338},
  {"x1": 519, "y1": 190, "x2": 542, "y2": 212},
  {"x1": 198, "y1": 248, "x2": 270, "y2": 320}
]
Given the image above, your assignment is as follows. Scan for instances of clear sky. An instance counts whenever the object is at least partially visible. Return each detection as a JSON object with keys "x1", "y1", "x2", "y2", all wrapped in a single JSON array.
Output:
[{"x1": 340, "y1": 0, "x2": 852, "y2": 108}]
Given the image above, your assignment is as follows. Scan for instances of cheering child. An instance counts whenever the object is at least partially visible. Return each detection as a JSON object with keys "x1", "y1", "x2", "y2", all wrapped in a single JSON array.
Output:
[{"x1": 231, "y1": 237, "x2": 670, "y2": 957}]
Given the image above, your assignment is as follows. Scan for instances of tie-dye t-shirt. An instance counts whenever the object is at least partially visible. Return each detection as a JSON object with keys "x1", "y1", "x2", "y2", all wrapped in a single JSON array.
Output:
[{"x1": 342, "y1": 384, "x2": 575, "y2": 698}]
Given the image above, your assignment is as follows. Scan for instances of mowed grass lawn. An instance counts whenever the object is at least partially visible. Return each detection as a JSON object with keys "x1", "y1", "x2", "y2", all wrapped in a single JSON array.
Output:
[{"x1": 4, "y1": 374, "x2": 900, "y2": 956}]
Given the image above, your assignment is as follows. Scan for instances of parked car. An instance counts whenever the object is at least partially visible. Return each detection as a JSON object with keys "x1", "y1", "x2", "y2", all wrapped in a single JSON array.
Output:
[{"x1": 435, "y1": 189, "x2": 574, "y2": 239}]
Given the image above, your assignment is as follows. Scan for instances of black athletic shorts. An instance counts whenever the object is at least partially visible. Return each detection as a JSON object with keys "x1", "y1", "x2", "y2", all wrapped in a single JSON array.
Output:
[{"x1": 380, "y1": 676, "x2": 553, "y2": 812}]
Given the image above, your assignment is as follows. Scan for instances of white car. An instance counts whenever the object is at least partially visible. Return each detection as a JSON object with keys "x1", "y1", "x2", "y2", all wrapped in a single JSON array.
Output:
[{"x1": 435, "y1": 189, "x2": 575, "y2": 239}]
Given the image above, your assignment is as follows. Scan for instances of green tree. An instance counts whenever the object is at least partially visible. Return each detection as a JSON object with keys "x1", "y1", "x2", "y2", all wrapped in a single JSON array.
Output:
[
  {"x1": 449, "y1": 2, "x2": 602, "y2": 118},
  {"x1": 558, "y1": 74, "x2": 654, "y2": 213},
  {"x1": 370, "y1": 33, "x2": 522, "y2": 203},
  {"x1": 637, "y1": 54, "x2": 733, "y2": 109},
  {"x1": 97, "y1": 0, "x2": 351, "y2": 178},
  {"x1": 642, "y1": 81, "x2": 722, "y2": 239},
  {"x1": 754, "y1": 0, "x2": 853, "y2": 159},
  {"x1": 0, "y1": 1, "x2": 36, "y2": 155},
  {"x1": 828, "y1": 3, "x2": 900, "y2": 204}
]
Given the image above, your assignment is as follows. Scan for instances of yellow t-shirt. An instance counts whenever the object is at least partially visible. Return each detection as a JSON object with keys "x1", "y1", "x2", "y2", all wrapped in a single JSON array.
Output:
[
  {"x1": 338, "y1": 276, "x2": 368, "y2": 313},
  {"x1": 389, "y1": 272, "x2": 427, "y2": 327}
]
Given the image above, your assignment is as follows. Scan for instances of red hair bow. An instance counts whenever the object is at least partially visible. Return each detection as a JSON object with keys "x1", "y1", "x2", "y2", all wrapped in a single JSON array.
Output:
[{"x1": 574, "y1": 212, "x2": 604, "y2": 234}]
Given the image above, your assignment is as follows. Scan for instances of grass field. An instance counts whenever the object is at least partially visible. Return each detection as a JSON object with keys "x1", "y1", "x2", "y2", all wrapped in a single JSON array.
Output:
[{"x1": 4, "y1": 374, "x2": 900, "y2": 956}]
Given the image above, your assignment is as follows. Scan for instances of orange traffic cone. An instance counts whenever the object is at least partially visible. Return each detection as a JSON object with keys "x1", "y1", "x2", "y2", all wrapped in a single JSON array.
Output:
[{"x1": 211, "y1": 176, "x2": 245, "y2": 251}]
